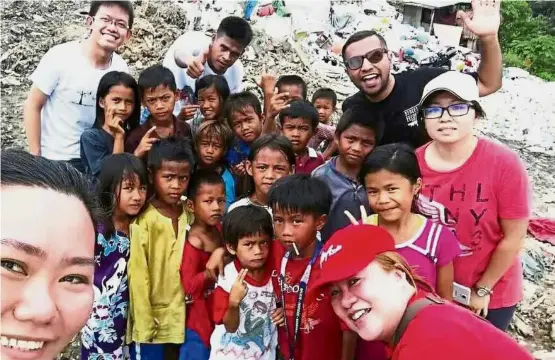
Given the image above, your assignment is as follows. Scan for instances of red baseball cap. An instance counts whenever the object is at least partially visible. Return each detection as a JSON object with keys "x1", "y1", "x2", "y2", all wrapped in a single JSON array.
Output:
[{"x1": 313, "y1": 225, "x2": 396, "y2": 289}]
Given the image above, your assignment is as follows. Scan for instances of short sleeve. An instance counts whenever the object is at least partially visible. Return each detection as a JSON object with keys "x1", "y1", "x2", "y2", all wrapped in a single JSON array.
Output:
[
  {"x1": 80, "y1": 130, "x2": 110, "y2": 177},
  {"x1": 211, "y1": 286, "x2": 230, "y2": 325},
  {"x1": 497, "y1": 152, "x2": 531, "y2": 219},
  {"x1": 436, "y1": 225, "x2": 462, "y2": 267},
  {"x1": 30, "y1": 46, "x2": 62, "y2": 96},
  {"x1": 229, "y1": 62, "x2": 245, "y2": 93}
]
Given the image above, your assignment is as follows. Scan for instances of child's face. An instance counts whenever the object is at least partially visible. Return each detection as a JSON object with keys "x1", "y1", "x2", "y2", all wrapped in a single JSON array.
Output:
[
  {"x1": 152, "y1": 160, "x2": 191, "y2": 206},
  {"x1": 116, "y1": 174, "x2": 148, "y2": 217},
  {"x1": 100, "y1": 84, "x2": 135, "y2": 124},
  {"x1": 278, "y1": 84, "x2": 304, "y2": 102},
  {"x1": 198, "y1": 86, "x2": 222, "y2": 121},
  {"x1": 364, "y1": 170, "x2": 421, "y2": 223},
  {"x1": 272, "y1": 208, "x2": 325, "y2": 255},
  {"x1": 335, "y1": 124, "x2": 377, "y2": 168},
  {"x1": 197, "y1": 135, "x2": 225, "y2": 167},
  {"x1": 189, "y1": 183, "x2": 226, "y2": 227},
  {"x1": 281, "y1": 116, "x2": 313, "y2": 154},
  {"x1": 227, "y1": 233, "x2": 271, "y2": 271},
  {"x1": 142, "y1": 85, "x2": 177, "y2": 123},
  {"x1": 229, "y1": 107, "x2": 262, "y2": 144},
  {"x1": 246, "y1": 148, "x2": 291, "y2": 197},
  {"x1": 313, "y1": 98, "x2": 335, "y2": 123}
]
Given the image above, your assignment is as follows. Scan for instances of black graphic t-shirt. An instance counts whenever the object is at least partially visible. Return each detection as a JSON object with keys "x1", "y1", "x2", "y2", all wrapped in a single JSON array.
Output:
[{"x1": 343, "y1": 68, "x2": 477, "y2": 148}]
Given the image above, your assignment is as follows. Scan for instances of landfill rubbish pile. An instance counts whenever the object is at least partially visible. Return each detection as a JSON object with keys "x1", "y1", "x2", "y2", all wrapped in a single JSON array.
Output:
[{"x1": 1, "y1": 0, "x2": 554, "y2": 358}]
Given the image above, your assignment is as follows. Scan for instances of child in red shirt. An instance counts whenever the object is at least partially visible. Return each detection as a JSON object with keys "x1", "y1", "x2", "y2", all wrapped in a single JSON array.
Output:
[
  {"x1": 267, "y1": 174, "x2": 356, "y2": 360},
  {"x1": 180, "y1": 169, "x2": 228, "y2": 359}
]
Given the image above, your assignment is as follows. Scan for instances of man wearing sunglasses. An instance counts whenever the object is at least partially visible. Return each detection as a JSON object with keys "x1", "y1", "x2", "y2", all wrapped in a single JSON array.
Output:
[
  {"x1": 24, "y1": 0, "x2": 133, "y2": 172},
  {"x1": 341, "y1": 0, "x2": 503, "y2": 148}
]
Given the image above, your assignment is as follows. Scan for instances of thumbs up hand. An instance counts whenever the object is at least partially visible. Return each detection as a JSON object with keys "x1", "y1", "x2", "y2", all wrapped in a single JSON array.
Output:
[{"x1": 186, "y1": 48, "x2": 209, "y2": 79}]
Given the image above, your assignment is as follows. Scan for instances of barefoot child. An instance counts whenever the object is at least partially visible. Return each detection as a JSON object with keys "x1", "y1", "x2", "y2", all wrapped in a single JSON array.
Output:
[
  {"x1": 80, "y1": 71, "x2": 141, "y2": 177},
  {"x1": 81, "y1": 153, "x2": 148, "y2": 358},
  {"x1": 279, "y1": 100, "x2": 325, "y2": 174},
  {"x1": 195, "y1": 121, "x2": 236, "y2": 208},
  {"x1": 125, "y1": 65, "x2": 193, "y2": 158},
  {"x1": 228, "y1": 134, "x2": 295, "y2": 216},
  {"x1": 267, "y1": 174, "x2": 356, "y2": 360},
  {"x1": 127, "y1": 137, "x2": 195, "y2": 358},
  {"x1": 210, "y1": 205, "x2": 284, "y2": 360},
  {"x1": 179, "y1": 170, "x2": 228, "y2": 360}
]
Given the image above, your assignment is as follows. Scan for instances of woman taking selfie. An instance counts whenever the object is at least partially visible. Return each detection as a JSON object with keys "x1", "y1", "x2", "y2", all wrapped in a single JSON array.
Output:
[
  {"x1": 1, "y1": 150, "x2": 101, "y2": 360},
  {"x1": 314, "y1": 225, "x2": 533, "y2": 360}
]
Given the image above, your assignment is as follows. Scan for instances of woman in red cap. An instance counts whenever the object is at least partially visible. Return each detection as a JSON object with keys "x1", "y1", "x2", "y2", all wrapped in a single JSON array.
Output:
[{"x1": 313, "y1": 225, "x2": 533, "y2": 360}]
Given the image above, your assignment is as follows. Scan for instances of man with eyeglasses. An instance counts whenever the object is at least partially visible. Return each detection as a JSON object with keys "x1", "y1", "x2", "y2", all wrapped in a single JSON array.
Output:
[
  {"x1": 162, "y1": 16, "x2": 253, "y2": 123},
  {"x1": 341, "y1": 0, "x2": 503, "y2": 149},
  {"x1": 23, "y1": 0, "x2": 133, "y2": 172}
]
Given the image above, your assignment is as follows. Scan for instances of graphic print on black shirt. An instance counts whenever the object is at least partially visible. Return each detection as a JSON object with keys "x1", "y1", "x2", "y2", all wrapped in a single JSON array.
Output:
[{"x1": 342, "y1": 67, "x2": 450, "y2": 148}]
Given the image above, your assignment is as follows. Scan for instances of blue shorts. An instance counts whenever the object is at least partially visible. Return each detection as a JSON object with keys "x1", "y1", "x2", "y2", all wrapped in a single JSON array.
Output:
[{"x1": 178, "y1": 329, "x2": 210, "y2": 360}]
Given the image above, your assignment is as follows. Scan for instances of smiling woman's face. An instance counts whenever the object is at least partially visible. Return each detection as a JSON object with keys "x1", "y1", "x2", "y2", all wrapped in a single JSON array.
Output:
[{"x1": 1, "y1": 186, "x2": 96, "y2": 360}]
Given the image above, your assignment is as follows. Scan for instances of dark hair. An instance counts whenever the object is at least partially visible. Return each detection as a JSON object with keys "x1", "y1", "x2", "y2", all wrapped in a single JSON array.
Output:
[
  {"x1": 194, "y1": 74, "x2": 231, "y2": 103},
  {"x1": 147, "y1": 137, "x2": 196, "y2": 173},
  {"x1": 336, "y1": 105, "x2": 384, "y2": 142},
  {"x1": 89, "y1": 0, "x2": 134, "y2": 29},
  {"x1": 358, "y1": 143, "x2": 420, "y2": 185},
  {"x1": 342, "y1": 30, "x2": 388, "y2": 60},
  {"x1": 223, "y1": 205, "x2": 273, "y2": 250},
  {"x1": 138, "y1": 65, "x2": 176, "y2": 98},
  {"x1": 312, "y1": 88, "x2": 338, "y2": 108},
  {"x1": 276, "y1": 75, "x2": 307, "y2": 100},
  {"x1": 279, "y1": 100, "x2": 320, "y2": 131},
  {"x1": 237, "y1": 134, "x2": 295, "y2": 198},
  {"x1": 268, "y1": 174, "x2": 332, "y2": 217},
  {"x1": 94, "y1": 71, "x2": 140, "y2": 134},
  {"x1": 98, "y1": 153, "x2": 148, "y2": 237},
  {"x1": 216, "y1": 16, "x2": 253, "y2": 48},
  {"x1": 224, "y1": 91, "x2": 262, "y2": 126},
  {"x1": 1, "y1": 149, "x2": 103, "y2": 233},
  {"x1": 187, "y1": 169, "x2": 225, "y2": 200},
  {"x1": 358, "y1": 143, "x2": 422, "y2": 214},
  {"x1": 195, "y1": 120, "x2": 234, "y2": 150}
]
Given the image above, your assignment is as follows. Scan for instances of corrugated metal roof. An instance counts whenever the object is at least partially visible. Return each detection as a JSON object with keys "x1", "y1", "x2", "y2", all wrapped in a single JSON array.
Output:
[{"x1": 402, "y1": 0, "x2": 470, "y2": 9}]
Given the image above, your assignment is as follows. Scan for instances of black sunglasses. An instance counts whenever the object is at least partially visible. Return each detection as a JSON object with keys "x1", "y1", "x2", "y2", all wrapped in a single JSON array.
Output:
[{"x1": 344, "y1": 48, "x2": 388, "y2": 70}]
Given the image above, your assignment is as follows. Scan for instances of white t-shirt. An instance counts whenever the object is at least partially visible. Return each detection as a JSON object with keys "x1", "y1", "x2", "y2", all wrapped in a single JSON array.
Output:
[
  {"x1": 210, "y1": 262, "x2": 277, "y2": 360},
  {"x1": 162, "y1": 31, "x2": 244, "y2": 116},
  {"x1": 227, "y1": 197, "x2": 273, "y2": 217},
  {"x1": 30, "y1": 41, "x2": 128, "y2": 160}
]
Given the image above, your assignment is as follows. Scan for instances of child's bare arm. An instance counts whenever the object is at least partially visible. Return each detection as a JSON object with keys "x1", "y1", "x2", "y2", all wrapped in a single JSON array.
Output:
[
  {"x1": 437, "y1": 262, "x2": 454, "y2": 301},
  {"x1": 223, "y1": 268, "x2": 248, "y2": 332}
]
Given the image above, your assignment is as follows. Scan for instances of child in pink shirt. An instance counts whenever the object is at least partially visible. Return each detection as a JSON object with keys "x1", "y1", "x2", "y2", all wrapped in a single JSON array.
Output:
[{"x1": 415, "y1": 71, "x2": 531, "y2": 331}]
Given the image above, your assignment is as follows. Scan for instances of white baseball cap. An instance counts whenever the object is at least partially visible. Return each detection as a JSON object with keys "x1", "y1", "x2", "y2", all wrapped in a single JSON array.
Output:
[{"x1": 419, "y1": 71, "x2": 479, "y2": 108}]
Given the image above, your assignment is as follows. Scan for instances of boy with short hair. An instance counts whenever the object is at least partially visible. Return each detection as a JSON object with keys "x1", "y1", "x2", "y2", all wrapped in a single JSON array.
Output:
[
  {"x1": 263, "y1": 75, "x2": 337, "y2": 159},
  {"x1": 125, "y1": 65, "x2": 193, "y2": 158},
  {"x1": 180, "y1": 169, "x2": 228, "y2": 360},
  {"x1": 195, "y1": 120, "x2": 236, "y2": 208},
  {"x1": 210, "y1": 205, "x2": 284, "y2": 360},
  {"x1": 127, "y1": 137, "x2": 195, "y2": 358},
  {"x1": 279, "y1": 100, "x2": 324, "y2": 174},
  {"x1": 312, "y1": 104, "x2": 383, "y2": 241},
  {"x1": 308, "y1": 88, "x2": 337, "y2": 155},
  {"x1": 267, "y1": 174, "x2": 356, "y2": 360},
  {"x1": 24, "y1": 0, "x2": 133, "y2": 170},
  {"x1": 223, "y1": 91, "x2": 263, "y2": 175}
]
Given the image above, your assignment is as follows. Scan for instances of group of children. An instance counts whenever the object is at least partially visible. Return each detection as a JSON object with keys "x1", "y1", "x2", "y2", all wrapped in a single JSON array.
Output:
[{"x1": 80, "y1": 62, "x2": 467, "y2": 360}]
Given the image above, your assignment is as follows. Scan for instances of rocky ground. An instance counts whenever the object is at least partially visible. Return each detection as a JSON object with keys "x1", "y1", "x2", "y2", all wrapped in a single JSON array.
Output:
[{"x1": 1, "y1": 0, "x2": 554, "y2": 359}]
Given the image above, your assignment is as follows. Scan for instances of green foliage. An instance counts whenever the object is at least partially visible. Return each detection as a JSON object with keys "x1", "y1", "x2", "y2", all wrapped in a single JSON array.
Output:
[{"x1": 499, "y1": 1, "x2": 555, "y2": 81}]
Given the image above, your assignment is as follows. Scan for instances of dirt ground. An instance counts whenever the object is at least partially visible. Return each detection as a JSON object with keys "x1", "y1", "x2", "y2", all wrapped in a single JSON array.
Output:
[{"x1": 1, "y1": 0, "x2": 554, "y2": 358}]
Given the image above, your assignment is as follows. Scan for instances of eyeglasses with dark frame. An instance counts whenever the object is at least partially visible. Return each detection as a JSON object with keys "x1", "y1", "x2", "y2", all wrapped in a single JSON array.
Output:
[
  {"x1": 92, "y1": 16, "x2": 129, "y2": 31},
  {"x1": 344, "y1": 48, "x2": 388, "y2": 70},
  {"x1": 421, "y1": 103, "x2": 474, "y2": 119}
]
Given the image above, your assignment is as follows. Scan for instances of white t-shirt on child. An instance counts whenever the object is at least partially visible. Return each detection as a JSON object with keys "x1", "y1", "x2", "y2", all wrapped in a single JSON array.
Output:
[
  {"x1": 210, "y1": 261, "x2": 277, "y2": 360},
  {"x1": 30, "y1": 41, "x2": 128, "y2": 160},
  {"x1": 162, "y1": 31, "x2": 244, "y2": 116},
  {"x1": 227, "y1": 197, "x2": 273, "y2": 217}
]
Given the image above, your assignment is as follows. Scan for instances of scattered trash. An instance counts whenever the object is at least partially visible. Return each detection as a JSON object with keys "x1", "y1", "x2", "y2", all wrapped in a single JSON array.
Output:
[{"x1": 529, "y1": 218, "x2": 555, "y2": 246}]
